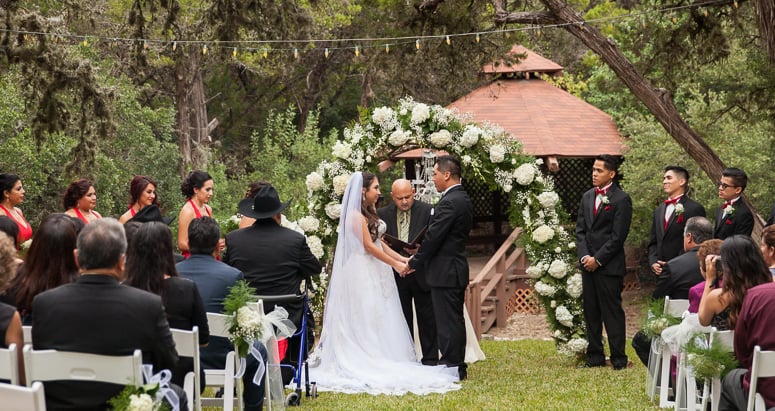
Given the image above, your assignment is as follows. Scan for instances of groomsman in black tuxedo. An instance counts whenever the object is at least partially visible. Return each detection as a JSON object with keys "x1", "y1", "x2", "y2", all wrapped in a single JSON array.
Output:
[
  {"x1": 406, "y1": 155, "x2": 473, "y2": 380},
  {"x1": 648, "y1": 166, "x2": 706, "y2": 275},
  {"x1": 378, "y1": 179, "x2": 438, "y2": 365},
  {"x1": 714, "y1": 168, "x2": 754, "y2": 239},
  {"x1": 575, "y1": 155, "x2": 632, "y2": 370}
]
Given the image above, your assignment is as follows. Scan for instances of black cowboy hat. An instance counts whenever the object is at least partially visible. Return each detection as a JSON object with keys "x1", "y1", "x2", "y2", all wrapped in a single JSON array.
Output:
[
  {"x1": 129, "y1": 205, "x2": 175, "y2": 225},
  {"x1": 238, "y1": 185, "x2": 291, "y2": 220}
]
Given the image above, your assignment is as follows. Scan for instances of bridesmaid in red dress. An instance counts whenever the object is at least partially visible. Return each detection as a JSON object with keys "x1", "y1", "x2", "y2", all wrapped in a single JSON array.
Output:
[
  {"x1": 118, "y1": 175, "x2": 160, "y2": 224},
  {"x1": 63, "y1": 179, "x2": 102, "y2": 224},
  {"x1": 0, "y1": 173, "x2": 32, "y2": 246},
  {"x1": 177, "y1": 170, "x2": 217, "y2": 258}
]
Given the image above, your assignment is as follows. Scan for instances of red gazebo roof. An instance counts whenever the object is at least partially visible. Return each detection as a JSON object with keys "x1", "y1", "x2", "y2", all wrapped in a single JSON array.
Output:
[{"x1": 481, "y1": 45, "x2": 563, "y2": 75}]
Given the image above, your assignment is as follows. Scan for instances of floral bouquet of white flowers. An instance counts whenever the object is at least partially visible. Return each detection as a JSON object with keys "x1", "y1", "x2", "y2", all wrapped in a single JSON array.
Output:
[
  {"x1": 108, "y1": 383, "x2": 169, "y2": 411},
  {"x1": 684, "y1": 333, "x2": 738, "y2": 381},
  {"x1": 224, "y1": 280, "x2": 263, "y2": 357},
  {"x1": 642, "y1": 298, "x2": 682, "y2": 338}
]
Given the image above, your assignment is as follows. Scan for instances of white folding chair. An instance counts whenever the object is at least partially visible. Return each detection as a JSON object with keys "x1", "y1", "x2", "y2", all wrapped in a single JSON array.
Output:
[
  {"x1": 22, "y1": 326, "x2": 31, "y2": 344},
  {"x1": 201, "y1": 312, "x2": 242, "y2": 411},
  {"x1": 0, "y1": 343, "x2": 20, "y2": 385},
  {"x1": 747, "y1": 345, "x2": 775, "y2": 411},
  {"x1": 23, "y1": 345, "x2": 143, "y2": 387},
  {"x1": 0, "y1": 381, "x2": 46, "y2": 411},
  {"x1": 171, "y1": 326, "x2": 201, "y2": 411},
  {"x1": 649, "y1": 297, "x2": 689, "y2": 407}
]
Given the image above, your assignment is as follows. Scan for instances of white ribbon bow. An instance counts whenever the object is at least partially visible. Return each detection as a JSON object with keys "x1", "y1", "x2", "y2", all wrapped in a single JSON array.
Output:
[
  {"x1": 141, "y1": 364, "x2": 180, "y2": 411},
  {"x1": 234, "y1": 306, "x2": 297, "y2": 386}
]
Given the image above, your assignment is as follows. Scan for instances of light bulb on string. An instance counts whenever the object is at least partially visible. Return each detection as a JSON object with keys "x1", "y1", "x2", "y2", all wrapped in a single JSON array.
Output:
[
  {"x1": 232, "y1": 47, "x2": 237, "y2": 58},
  {"x1": 355, "y1": 46, "x2": 359, "y2": 57},
  {"x1": 324, "y1": 48, "x2": 329, "y2": 58},
  {"x1": 82, "y1": 38, "x2": 88, "y2": 47},
  {"x1": 172, "y1": 41, "x2": 177, "y2": 51},
  {"x1": 385, "y1": 44, "x2": 389, "y2": 54},
  {"x1": 536, "y1": 28, "x2": 541, "y2": 37},
  {"x1": 476, "y1": 33, "x2": 480, "y2": 43},
  {"x1": 446, "y1": 35, "x2": 451, "y2": 46},
  {"x1": 703, "y1": 8, "x2": 708, "y2": 16},
  {"x1": 263, "y1": 48, "x2": 268, "y2": 58},
  {"x1": 143, "y1": 40, "x2": 148, "y2": 50},
  {"x1": 293, "y1": 48, "x2": 299, "y2": 59},
  {"x1": 202, "y1": 44, "x2": 207, "y2": 55},
  {"x1": 415, "y1": 39, "x2": 420, "y2": 50},
  {"x1": 733, "y1": 0, "x2": 738, "y2": 7}
]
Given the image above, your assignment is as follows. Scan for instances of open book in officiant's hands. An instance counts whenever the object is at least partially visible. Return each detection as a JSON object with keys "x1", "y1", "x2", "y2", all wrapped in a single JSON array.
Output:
[{"x1": 382, "y1": 226, "x2": 427, "y2": 251}]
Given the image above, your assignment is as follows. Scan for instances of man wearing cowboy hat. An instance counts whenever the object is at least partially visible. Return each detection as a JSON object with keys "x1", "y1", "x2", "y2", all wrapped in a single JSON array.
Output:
[{"x1": 223, "y1": 185, "x2": 322, "y2": 382}]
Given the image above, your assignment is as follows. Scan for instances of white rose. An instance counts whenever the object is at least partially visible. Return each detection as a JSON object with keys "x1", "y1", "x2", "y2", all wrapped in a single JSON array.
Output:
[
  {"x1": 489, "y1": 144, "x2": 506, "y2": 163},
  {"x1": 411, "y1": 103, "x2": 430, "y2": 124},
  {"x1": 429, "y1": 129, "x2": 452, "y2": 147},
  {"x1": 568, "y1": 242, "x2": 576, "y2": 249},
  {"x1": 462, "y1": 155, "x2": 472, "y2": 165},
  {"x1": 331, "y1": 141, "x2": 352, "y2": 159},
  {"x1": 554, "y1": 247, "x2": 562, "y2": 253},
  {"x1": 550, "y1": 300, "x2": 557, "y2": 308},
  {"x1": 555, "y1": 305, "x2": 574, "y2": 327},
  {"x1": 514, "y1": 163, "x2": 536, "y2": 186},
  {"x1": 305, "y1": 172, "x2": 325, "y2": 192},
  {"x1": 537, "y1": 191, "x2": 560, "y2": 209},
  {"x1": 372, "y1": 107, "x2": 394, "y2": 127},
  {"x1": 526, "y1": 265, "x2": 544, "y2": 279},
  {"x1": 237, "y1": 306, "x2": 261, "y2": 330},
  {"x1": 567, "y1": 273, "x2": 583, "y2": 298},
  {"x1": 298, "y1": 216, "x2": 320, "y2": 233},
  {"x1": 325, "y1": 202, "x2": 342, "y2": 220},
  {"x1": 332, "y1": 174, "x2": 350, "y2": 196},
  {"x1": 127, "y1": 393, "x2": 154, "y2": 411},
  {"x1": 503, "y1": 184, "x2": 512, "y2": 193},
  {"x1": 548, "y1": 260, "x2": 568, "y2": 279},
  {"x1": 532, "y1": 225, "x2": 555, "y2": 244},
  {"x1": 460, "y1": 125, "x2": 480, "y2": 147},
  {"x1": 306, "y1": 235, "x2": 324, "y2": 259},
  {"x1": 388, "y1": 129, "x2": 410, "y2": 146}
]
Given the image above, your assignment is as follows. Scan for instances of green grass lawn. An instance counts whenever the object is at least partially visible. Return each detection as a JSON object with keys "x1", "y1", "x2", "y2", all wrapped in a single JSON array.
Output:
[{"x1": 281, "y1": 339, "x2": 661, "y2": 411}]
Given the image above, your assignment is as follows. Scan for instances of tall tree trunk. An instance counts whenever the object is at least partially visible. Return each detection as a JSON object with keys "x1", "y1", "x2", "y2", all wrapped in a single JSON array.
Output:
[
  {"x1": 174, "y1": 48, "x2": 211, "y2": 176},
  {"x1": 175, "y1": 50, "x2": 193, "y2": 177},
  {"x1": 756, "y1": 0, "x2": 775, "y2": 63}
]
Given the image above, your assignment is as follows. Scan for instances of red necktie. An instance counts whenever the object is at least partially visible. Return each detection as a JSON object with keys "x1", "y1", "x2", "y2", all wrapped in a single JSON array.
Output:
[
  {"x1": 722, "y1": 201, "x2": 733, "y2": 209},
  {"x1": 664, "y1": 197, "x2": 679, "y2": 205}
]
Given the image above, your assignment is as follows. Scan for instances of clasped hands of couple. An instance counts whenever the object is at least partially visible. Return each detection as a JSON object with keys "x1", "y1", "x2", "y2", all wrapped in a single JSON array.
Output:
[{"x1": 396, "y1": 245, "x2": 418, "y2": 277}]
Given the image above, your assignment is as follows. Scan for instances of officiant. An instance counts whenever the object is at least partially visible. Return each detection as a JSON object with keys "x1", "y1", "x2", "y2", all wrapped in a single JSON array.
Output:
[{"x1": 378, "y1": 179, "x2": 438, "y2": 365}]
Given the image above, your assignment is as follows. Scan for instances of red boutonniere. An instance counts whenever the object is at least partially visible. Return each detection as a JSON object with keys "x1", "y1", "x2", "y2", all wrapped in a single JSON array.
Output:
[
  {"x1": 604, "y1": 205, "x2": 612, "y2": 212},
  {"x1": 676, "y1": 215, "x2": 684, "y2": 224},
  {"x1": 725, "y1": 219, "x2": 733, "y2": 225}
]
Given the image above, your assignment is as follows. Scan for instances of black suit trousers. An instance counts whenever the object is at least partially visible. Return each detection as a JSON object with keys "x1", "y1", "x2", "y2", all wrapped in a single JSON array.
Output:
[
  {"x1": 395, "y1": 274, "x2": 438, "y2": 364},
  {"x1": 430, "y1": 286, "x2": 466, "y2": 370},
  {"x1": 582, "y1": 271, "x2": 627, "y2": 365}
]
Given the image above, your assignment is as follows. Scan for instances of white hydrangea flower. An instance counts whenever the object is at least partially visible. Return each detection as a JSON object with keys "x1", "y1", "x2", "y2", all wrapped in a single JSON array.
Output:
[
  {"x1": 555, "y1": 305, "x2": 574, "y2": 327},
  {"x1": 127, "y1": 393, "x2": 154, "y2": 411},
  {"x1": 325, "y1": 202, "x2": 342, "y2": 220},
  {"x1": 237, "y1": 306, "x2": 261, "y2": 330},
  {"x1": 568, "y1": 242, "x2": 576, "y2": 249},
  {"x1": 298, "y1": 216, "x2": 320, "y2": 233},
  {"x1": 331, "y1": 140, "x2": 352, "y2": 159},
  {"x1": 554, "y1": 247, "x2": 562, "y2": 253},
  {"x1": 533, "y1": 281, "x2": 557, "y2": 297},
  {"x1": 548, "y1": 260, "x2": 568, "y2": 279},
  {"x1": 305, "y1": 172, "x2": 325, "y2": 192},
  {"x1": 429, "y1": 129, "x2": 452, "y2": 147},
  {"x1": 489, "y1": 144, "x2": 506, "y2": 163},
  {"x1": 503, "y1": 184, "x2": 512, "y2": 193},
  {"x1": 411, "y1": 103, "x2": 430, "y2": 124},
  {"x1": 462, "y1": 155, "x2": 472, "y2": 164},
  {"x1": 388, "y1": 129, "x2": 411, "y2": 146},
  {"x1": 566, "y1": 338, "x2": 588, "y2": 353},
  {"x1": 306, "y1": 235, "x2": 324, "y2": 259},
  {"x1": 550, "y1": 300, "x2": 557, "y2": 308},
  {"x1": 537, "y1": 191, "x2": 560, "y2": 209},
  {"x1": 460, "y1": 125, "x2": 480, "y2": 147},
  {"x1": 372, "y1": 106, "x2": 395, "y2": 127},
  {"x1": 514, "y1": 163, "x2": 536, "y2": 186},
  {"x1": 332, "y1": 174, "x2": 350, "y2": 196},
  {"x1": 532, "y1": 225, "x2": 555, "y2": 244},
  {"x1": 567, "y1": 273, "x2": 583, "y2": 298},
  {"x1": 526, "y1": 265, "x2": 544, "y2": 279}
]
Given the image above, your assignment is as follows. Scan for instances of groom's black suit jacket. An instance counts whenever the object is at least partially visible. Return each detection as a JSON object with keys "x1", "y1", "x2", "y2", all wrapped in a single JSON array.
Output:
[
  {"x1": 409, "y1": 185, "x2": 473, "y2": 289},
  {"x1": 647, "y1": 196, "x2": 706, "y2": 266},
  {"x1": 714, "y1": 199, "x2": 755, "y2": 239},
  {"x1": 32, "y1": 274, "x2": 179, "y2": 410},
  {"x1": 575, "y1": 183, "x2": 632, "y2": 277},
  {"x1": 378, "y1": 200, "x2": 433, "y2": 289}
]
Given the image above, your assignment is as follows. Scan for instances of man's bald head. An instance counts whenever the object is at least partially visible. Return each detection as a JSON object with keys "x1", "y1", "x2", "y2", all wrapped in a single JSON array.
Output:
[{"x1": 391, "y1": 179, "x2": 415, "y2": 211}]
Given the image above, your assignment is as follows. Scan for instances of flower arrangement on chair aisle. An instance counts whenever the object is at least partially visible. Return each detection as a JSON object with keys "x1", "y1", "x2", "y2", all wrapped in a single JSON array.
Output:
[
  {"x1": 294, "y1": 97, "x2": 588, "y2": 359},
  {"x1": 223, "y1": 280, "x2": 264, "y2": 357},
  {"x1": 108, "y1": 383, "x2": 170, "y2": 411}
]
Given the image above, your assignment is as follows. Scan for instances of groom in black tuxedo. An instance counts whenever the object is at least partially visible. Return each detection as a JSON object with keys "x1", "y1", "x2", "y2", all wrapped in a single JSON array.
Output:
[
  {"x1": 378, "y1": 179, "x2": 438, "y2": 365},
  {"x1": 647, "y1": 165, "x2": 706, "y2": 275},
  {"x1": 406, "y1": 155, "x2": 473, "y2": 380},
  {"x1": 714, "y1": 167, "x2": 754, "y2": 239},
  {"x1": 575, "y1": 155, "x2": 632, "y2": 370}
]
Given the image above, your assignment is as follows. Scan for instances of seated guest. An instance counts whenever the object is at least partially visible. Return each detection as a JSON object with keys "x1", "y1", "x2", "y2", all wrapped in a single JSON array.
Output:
[
  {"x1": 760, "y1": 225, "x2": 775, "y2": 277},
  {"x1": 31, "y1": 218, "x2": 186, "y2": 410},
  {"x1": 632, "y1": 216, "x2": 712, "y2": 366},
  {"x1": 124, "y1": 221, "x2": 209, "y2": 390},
  {"x1": 1, "y1": 214, "x2": 79, "y2": 323},
  {"x1": 699, "y1": 235, "x2": 771, "y2": 330},
  {"x1": 0, "y1": 232, "x2": 23, "y2": 384},
  {"x1": 224, "y1": 185, "x2": 321, "y2": 383},
  {"x1": 176, "y1": 217, "x2": 267, "y2": 411},
  {"x1": 721, "y1": 281, "x2": 775, "y2": 410},
  {"x1": 688, "y1": 239, "x2": 723, "y2": 313}
]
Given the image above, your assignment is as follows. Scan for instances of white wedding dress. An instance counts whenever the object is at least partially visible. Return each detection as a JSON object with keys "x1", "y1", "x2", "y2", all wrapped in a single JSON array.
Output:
[{"x1": 308, "y1": 173, "x2": 460, "y2": 395}]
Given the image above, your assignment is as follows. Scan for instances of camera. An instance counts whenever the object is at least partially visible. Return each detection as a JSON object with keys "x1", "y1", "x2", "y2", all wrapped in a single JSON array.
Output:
[{"x1": 714, "y1": 257, "x2": 723, "y2": 274}]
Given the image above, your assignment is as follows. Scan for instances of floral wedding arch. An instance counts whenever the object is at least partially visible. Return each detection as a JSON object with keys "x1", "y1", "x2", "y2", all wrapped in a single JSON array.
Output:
[{"x1": 296, "y1": 97, "x2": 588, "y2": 357}]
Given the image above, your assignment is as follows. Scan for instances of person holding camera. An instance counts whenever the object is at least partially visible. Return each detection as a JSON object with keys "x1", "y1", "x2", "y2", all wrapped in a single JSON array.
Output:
[{"x1": 698, "y1": 235, "x2": 772, "y2": 331}]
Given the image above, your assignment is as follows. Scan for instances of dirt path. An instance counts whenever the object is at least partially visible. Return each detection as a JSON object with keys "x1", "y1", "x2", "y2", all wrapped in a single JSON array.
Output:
[{"x1": 484, "y1": 286, "x2": 653, "y2": 340}]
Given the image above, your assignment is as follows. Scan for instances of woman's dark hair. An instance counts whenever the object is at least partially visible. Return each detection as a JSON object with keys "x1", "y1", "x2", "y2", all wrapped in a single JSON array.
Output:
[
  {"x1": 9, "y1": 213, "x2": 79, "y2": 315},
  {"x1": 62, "y1": 179, "x2": 94, "y2": 210},
  {"x1": 0, "y1": 215, "x2": 19, "y2": 245},
  {"x1": 0, "y1": 173, "x2": 21, "y2": 200},
  {"x1": 762, "y1": 225, "x2": 775, "y2": 251},
  {"x1": 361, "y1": 172, "x2": 380, "y2": 242},
  {"x1": 245, "y1": 180, "x2": 270, "y2": 199},
  {"x1": 181, "y1": 170, "x2": 213, "y2": 199},
  {"x1": 129, "y1": 175, "x2": 159, "y2": 207},
  {"x1": 124, "y1": 221, "x2": 178, "y2": 303},
  {"x1": 720, "y1": 235, "x2": 772, "y2": 328}
]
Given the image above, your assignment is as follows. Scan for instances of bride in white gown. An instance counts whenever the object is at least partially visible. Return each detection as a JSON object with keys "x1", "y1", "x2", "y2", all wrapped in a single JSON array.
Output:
[{"x1": 308, "y1": 171, "x2": 460, "y2": 395}]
